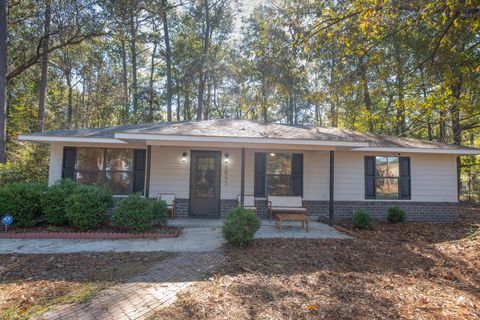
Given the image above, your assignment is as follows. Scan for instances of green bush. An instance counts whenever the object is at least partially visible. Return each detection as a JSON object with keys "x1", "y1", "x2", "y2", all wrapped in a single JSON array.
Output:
[
  {"x1": 151, "y1": 200, "x2": 168, "y2": 226},
  {"x1": 42, "y1": 179, "x2": 79, "y2": 226},
  {"x1": 65, "y1": 184, "x2": 112, "y2": 231},
  {"x1": 353, "y1": 209, "x2": 372, "y2": 230},
  {"x1": 223, "y1": 207, "x2": 260, "y2": 247},
  {"x1": 0, "y1": 182, "x2": 47, "y2": 227},
  {"x1": 111, "y1": 194, "x2": 155, "y2": 233},
  {"x1": 387, "y1": 205, "x2": 406, "y2": 223}
]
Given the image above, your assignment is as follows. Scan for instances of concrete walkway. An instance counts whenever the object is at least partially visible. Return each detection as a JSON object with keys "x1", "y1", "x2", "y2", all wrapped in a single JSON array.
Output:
[
  {"x1": 0, "y1": 219, "x2": 348, "y2": 254},
  {"x1": 36, "y1": 251, "x2": 224, "y2": 320}
]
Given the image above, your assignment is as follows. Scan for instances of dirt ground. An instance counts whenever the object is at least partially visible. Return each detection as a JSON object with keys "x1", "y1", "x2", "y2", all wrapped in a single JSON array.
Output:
[
  {"x1": 152, "y1": 209, "x2": 479, "y2": 320},
  {"x1": 0, "y1": 252, "x2": 169, "y2": 320}
]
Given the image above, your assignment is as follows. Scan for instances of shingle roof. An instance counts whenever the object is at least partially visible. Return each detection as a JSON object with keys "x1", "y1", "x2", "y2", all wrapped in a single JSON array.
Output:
[{"x1": 22, "y1": 119, "x2": 479, "y2": 151}]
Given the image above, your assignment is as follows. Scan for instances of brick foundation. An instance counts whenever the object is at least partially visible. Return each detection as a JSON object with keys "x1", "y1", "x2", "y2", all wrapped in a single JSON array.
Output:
[
  {"x1": 220, "y1": 199, "x2": 239, "y2": 217},
  {"x1": 252, "y1": 199, "x2": 458, "y2": 222},
  {"x1": 162, "y1": 197, "x2": 459, "y2": 223},
  {"x1": 330, "y1": 201, "x2": 459, "y2": 223}
]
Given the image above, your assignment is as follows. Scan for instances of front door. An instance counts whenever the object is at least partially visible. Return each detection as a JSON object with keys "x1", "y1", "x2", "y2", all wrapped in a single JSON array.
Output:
[{"x1": 190, "y1": 151, "x2": 221, "y2": 217}]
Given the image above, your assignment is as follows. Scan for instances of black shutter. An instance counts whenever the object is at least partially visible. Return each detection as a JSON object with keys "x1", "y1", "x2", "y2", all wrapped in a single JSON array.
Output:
[
  {"x1": 132, "y1": 149, "x2": 146, "y2": 194},
  {"x1": 365, "y1": 156, "x2": 376, "y2": 199},
  {"x1": 399, "y1": 157, "x2": 411, "y2": 200},
  {"x1": 254, "y1": 152, "x2": 266, "y2": 198},
  {"x1": 62, "y1": 147, "x2": 76, "y2": 180},
  {"x1": 291, "y1": 153, "x2": 303, "y2": 196}
]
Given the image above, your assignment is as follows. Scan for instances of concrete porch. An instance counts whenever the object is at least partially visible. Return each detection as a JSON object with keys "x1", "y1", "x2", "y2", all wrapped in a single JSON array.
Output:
[{"x1": 168, "y1": 218, "x2": 350, "y2": 239}]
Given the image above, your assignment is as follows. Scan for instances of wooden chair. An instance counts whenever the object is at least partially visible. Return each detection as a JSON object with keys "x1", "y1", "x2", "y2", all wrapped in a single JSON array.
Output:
[
  {"x1": 158, "y1": 193, "x2": 176, "y2": 219},
  {"x1": 237, "y1": 194, "x2": 257, "y2": 213}
]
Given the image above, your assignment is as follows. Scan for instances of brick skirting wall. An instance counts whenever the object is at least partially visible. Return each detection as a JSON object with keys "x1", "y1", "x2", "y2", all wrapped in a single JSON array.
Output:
[
  {"x1": 253, "y1": 199, "x2": 458, "y2": 222},
  {"x1": 174, "y1": 198, "x2": 190, "y2": 218},
  {"x1": 169, "y1": 198, "x2": 239, "y2": 218},
  {"x1": 163, "y1": 197, "x2": 459, "y2": 222},
  {"x1": 329, "y1": 201, "x2": 459, "y2": 223},
  {"x1": 220, "y1": 199, "x2": 239, "y2": 217}
]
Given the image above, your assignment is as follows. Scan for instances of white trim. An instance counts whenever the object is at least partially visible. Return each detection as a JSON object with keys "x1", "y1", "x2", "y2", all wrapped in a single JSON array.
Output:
[
  {"x1": 18, "y1": 135, "x2": 127, "y2": 144},
  {"x1": 351, "y1": 147, "x2": 480, "y2": 155},
  {"x1": 115, "y1": 132, "x2": 370, "y2": 147}
]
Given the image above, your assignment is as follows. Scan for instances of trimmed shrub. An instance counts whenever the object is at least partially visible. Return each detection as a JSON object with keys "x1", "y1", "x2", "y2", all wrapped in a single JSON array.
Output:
[
  {"x1": 223, "y1": 207, "x2": 260, "y2": 247},
  {"x1": 0, "y1": 182, "x2": 47, "y2": 227},
  {"x1": 65, "y1": 184, "x2": 112, "y2": 231},
  {"x1": 42, "y1": 179, "x2": 78, "y2": 226},
  {"x1": 353, "y1": 209, "x2": 372, "y2": 230},
  {"x1": 111, "y1": 194, "x2": 155, "y2": 233},
  {"x1": 151, "y1": 200, "x2": 168, "y2": 226},
  {"x1": 388, "y1": 205, "x2": 406, "y2": 223}
]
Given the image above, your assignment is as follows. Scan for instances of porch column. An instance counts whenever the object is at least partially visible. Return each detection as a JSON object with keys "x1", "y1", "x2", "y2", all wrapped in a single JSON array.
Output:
[
  {"x1": 145, "y1": 145, "x2": 152, "y2": 197},
  {"x1": 329, "y1": 150, "x2": 335, "y2": 225},
  {"x1": 240, "y1": 147, "x2": 245, "y2": 205}
]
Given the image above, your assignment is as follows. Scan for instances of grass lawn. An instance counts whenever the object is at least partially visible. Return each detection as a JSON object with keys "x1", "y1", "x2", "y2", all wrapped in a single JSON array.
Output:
[
  {"x1": 151, "y1": 209, "x2": 479, "y2": 320},
  {"x1": 0, "y1": 252, "x2": 169, "y2": 320}
]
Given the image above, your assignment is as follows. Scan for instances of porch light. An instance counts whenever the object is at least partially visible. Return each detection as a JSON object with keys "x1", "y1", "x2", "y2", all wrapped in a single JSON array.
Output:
[
  {"x1": 270, "y1": 153, "x2": 275, "y2": 156},
  {"x1": 224, "y1": 153, "x2": 230, "y2": 164},
  {"x1": 181, "y1": 152, "x2": 187, "y2": 163}
]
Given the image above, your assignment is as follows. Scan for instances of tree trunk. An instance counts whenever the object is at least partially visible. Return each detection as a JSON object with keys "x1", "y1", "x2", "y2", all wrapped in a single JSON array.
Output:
[
  {"x1": 130, "y1": 16, "x2": 138, "y2": 118},
  {"x1": 37, "y1": 0, "x2": 51, "y2": 132},
  {"x1": 0, "y1": 0, "x2": 7, "y2": 164},
  {"x1": 394, "y1": 41, "x2": 406, "y2": 136},
  {"x1": 120, "y1": 40, "x2": 129, "y2": 123},
  {"x1": 66, "y1": 71, "x2": 73, "y2": 126},
  {"x1": 196, "y1": 0, "x2": 210, "y2": 121},
  {"x1": 162, "y1": 0, "x2": 172, "y2": 122},
  {"x1": 148, "y1": 33, "x2": 158, "y2": 122},
  {"x1": 359, "y1": 57, "x2": 374, "y2": 132}
]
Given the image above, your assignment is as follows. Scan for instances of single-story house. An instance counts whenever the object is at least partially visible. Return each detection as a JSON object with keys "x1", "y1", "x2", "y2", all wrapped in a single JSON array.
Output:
[{"x1": 19, "y1": 119, "x2": 480, "y2": 222}]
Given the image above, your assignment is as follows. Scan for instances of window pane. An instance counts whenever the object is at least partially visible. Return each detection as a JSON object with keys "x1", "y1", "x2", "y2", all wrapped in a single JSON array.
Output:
[
  {"x1": 267, "y1": 175, "x2": 291, "y2": 196},
  {"x1": 106, "y1": 149, "x2": 133, "y2": 171},
  {"x1": 387, "y1": 157, "x2": 399, "y2": 177},
  {"x1": 76, "y1": 148, "x2": 104, "y2": 171},
  {"x1": 76, "y1": 171, "x2": 102, "y2": 185},
  {"x1": 376, "y1": 156, "x2": 388, "y2": 177},
  {"x1": 376, "y1": 178, "x2": 399, "y2": 199},
  {"x1": 194, "y1": 157, "x2": 216, "y2": 199},
  {"x1": 267, "y1": 153, "x2": 291, "y2": 174},
  {"x1": 106, "y1": 172, "x2": 132, "y2": 195}
]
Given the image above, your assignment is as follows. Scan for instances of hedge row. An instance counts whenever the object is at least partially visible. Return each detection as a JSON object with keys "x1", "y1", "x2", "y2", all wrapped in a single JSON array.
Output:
[{"x1": 0, "y1": 180, "x2": 169, "y2": 232}]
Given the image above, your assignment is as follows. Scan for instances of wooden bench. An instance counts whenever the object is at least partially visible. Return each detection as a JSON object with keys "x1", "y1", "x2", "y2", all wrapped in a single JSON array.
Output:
[
  {"x1": 275, "y1": 213, "x2": 309, "y2": 232},
  {"x1": 267, "y1": 196, "x2": 309, "y2": 232}
]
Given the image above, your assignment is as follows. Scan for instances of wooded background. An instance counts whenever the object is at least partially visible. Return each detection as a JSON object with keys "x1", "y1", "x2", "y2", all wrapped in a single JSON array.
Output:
[{"x1": 0, "y1": 0, "x2": 478, "y2": 197}]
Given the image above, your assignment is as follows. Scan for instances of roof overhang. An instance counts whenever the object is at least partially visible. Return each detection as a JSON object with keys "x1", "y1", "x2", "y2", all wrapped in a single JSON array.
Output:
[
  {"x1": 18, "y1": 135, "x2": 127, "y2": 144},
  {"x1": 352, "y1": 147, "x2": 480, "y2": 155},
  {"x1": 114, "y1": 132, "x2": 370, "y2": 148}
]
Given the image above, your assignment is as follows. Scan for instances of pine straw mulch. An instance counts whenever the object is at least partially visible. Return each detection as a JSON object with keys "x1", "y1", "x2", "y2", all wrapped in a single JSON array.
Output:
[
  {"x1": 0, "y1": 252, "x2": 169, "y2": 319},
  {"x1": 152, "y1": 209, "x2": 479, "y2": 320}
]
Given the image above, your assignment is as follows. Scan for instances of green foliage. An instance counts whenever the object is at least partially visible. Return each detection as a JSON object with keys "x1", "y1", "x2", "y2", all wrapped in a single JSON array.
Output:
[
  {"x1": 0, "y1": 161, "x2": 48, "y2": 186},
  {"x1": 387, "y1": 206, "x2": 406, "y2": 224},
  {"x1": 42, "y1": 179, "x2": 79, "y2": 226},
  {"x1": 65, "y1": 185, "x2": 112, "y2": 231},
  {"x1": 111, "y1": 194, "x2": 155, "y2": 233},
  {"x1": 0, "y1": 182, "x2": 48, "y2": 227},
  {"x1": 223, "y1": 207, "x2": 260, "y2": 247},
  {"x1": 151, "y1": 200, "x2": 168, "y2": 227},
  {"x1": 353, "y1": 209, "x2": 372, "y2": 230}
]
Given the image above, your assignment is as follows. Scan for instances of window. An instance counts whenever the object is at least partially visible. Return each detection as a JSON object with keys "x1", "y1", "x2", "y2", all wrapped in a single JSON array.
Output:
[
  {"x1": 75, "y1": 148, "x2": 104, "y2": 185},
  {"x1": 266, "y1": 153, "x2": 292, "y2": 196},
  {"x1": 365, "y1": 156, "x2": 410, "y2": 200},
  {"x1": 73, "y1": 147, "x2": 138, "y2": 195},
  {"x1": 375, "y1": 156, "x2": 399, "y2": 199}
]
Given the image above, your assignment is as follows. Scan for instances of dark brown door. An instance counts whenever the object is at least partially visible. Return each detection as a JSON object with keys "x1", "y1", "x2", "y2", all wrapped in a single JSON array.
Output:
[{"x1": 190, "y1": 151, "x2": 221, "y2": 217}]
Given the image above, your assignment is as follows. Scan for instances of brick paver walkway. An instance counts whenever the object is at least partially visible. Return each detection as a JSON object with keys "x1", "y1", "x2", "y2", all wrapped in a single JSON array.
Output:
[{"x1": 37, "y1": 251, "x2": 224, "y2": 320}]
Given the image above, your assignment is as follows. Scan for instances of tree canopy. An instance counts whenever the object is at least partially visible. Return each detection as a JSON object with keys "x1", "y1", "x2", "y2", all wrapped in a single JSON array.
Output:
[{"x1": 0, "y1": 0, "x2": 479, "y2": 194}]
